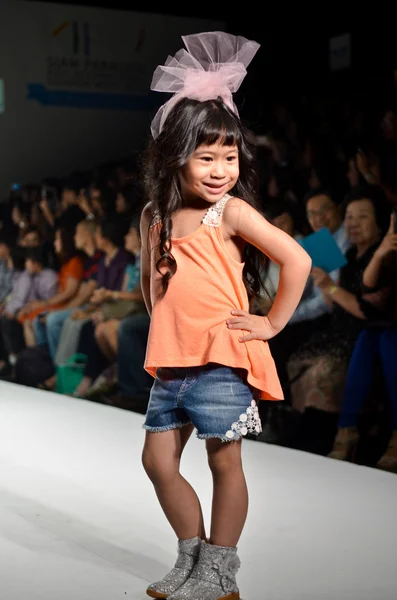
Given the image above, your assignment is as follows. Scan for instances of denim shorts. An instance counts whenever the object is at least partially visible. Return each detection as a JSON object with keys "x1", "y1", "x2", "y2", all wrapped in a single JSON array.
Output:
[{"x1": 143, "y1": 363, "x2": 262, "y2": 442}]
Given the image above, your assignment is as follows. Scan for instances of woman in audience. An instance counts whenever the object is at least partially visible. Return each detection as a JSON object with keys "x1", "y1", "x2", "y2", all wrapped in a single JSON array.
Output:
[
  {"x1": 287, "y1": 185, "x2": 391, "y2": 454},
  {"x1": 19, "y1": 229, "x2": 84, "y2": 345},
  {"x1": 329, "y1": 211, "x2": 397, "y2": 471}
]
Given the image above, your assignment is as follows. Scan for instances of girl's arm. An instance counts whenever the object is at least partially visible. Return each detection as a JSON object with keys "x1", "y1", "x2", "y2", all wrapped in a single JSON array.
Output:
[
  {"x1": 226, "y1": 199, "x2": 311, "y2": 333},
  {"x1": 140, "y1": 203, "x2": 153, "y2": 316}
]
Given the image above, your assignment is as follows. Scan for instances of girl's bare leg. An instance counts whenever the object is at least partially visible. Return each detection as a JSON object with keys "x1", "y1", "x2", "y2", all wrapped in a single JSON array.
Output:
[
  {"x1": 142, "y1": 425, "x2": 206, "y2": 540},
  {"x1": 206, "y1": 438, "x2": 248, "y2": 547}
]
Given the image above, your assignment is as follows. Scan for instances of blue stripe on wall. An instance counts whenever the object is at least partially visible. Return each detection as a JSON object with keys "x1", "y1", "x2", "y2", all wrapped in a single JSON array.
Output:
[{"x1": 27, "y1": 83, "x2": 159, "y2": 111}]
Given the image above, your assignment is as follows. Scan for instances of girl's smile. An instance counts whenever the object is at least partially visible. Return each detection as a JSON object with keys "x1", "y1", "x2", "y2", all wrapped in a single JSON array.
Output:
[{"x1": 179, "y1": 141, "x2": 239, "y2": 203}]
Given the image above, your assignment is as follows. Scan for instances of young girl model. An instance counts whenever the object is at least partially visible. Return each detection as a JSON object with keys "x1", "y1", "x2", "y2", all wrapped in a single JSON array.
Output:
[{"x1": 140, "y1": 32, "x2": 312, "y2": 600}]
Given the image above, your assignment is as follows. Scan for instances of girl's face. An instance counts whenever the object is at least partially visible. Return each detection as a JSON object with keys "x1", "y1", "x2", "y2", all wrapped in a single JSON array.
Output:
[
  {"x1": 54, "y1": 230, "x2": 62, "y2": 255},
  {"x1": 179, "y1": 141, "x2": 239, "y2": 204},
  {"x1": 344, "y1": 199, "x2": 380, "y2": 246}
]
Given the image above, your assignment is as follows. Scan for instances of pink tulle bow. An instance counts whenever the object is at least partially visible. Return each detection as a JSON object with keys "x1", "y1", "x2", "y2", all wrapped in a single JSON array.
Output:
[{"x1": 150, "y1": 32, "x2": 260, "y2": 138}]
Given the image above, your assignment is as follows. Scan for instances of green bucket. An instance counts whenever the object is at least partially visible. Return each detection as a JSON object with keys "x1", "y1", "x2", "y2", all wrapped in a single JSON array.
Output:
[{"x1": 56, "y1": 353, "x2": 88, "y2": 395}]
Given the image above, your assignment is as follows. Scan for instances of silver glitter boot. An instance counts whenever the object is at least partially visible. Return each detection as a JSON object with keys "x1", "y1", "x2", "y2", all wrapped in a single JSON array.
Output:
[
  {"x1": 167, "y1": 540, "x2": 241, "y2": 600},
  {"x1": 146, "y1": 536, "x2": 202, "y2": 599}
]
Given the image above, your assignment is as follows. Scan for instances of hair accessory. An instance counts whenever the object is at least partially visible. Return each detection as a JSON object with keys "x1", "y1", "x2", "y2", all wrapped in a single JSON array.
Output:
[{"x1": 150, "y1": 32, "x2": 260, "y2": 138}]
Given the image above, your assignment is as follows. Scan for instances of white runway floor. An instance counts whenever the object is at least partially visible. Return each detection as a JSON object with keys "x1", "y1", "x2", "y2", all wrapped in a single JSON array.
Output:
[{"x1": 1, "y1": 380, "x2": 397, "y2": 600}]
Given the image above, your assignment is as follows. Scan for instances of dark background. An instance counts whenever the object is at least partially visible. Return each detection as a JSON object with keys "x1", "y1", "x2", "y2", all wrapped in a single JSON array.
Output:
[
  {"x1": 26, "y1": 2, "x2": 397, "y2": 90},
  {"x1": 22, "y1": 2, "x2": 397, "y2": 137}
]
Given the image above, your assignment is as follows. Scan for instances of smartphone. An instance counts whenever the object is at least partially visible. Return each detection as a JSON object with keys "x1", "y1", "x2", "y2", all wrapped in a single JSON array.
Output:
[{"x1": 393, "y1": 207, "x2": 397, "y2": 234}]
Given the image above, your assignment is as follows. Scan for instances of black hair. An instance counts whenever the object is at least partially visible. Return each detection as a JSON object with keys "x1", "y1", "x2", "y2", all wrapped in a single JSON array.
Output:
[
  {"x1": 56, "y1": 228, "x2": 77, "y2": 264},
  {"x1": 265, "y1": 198, "x2": 300, "y2": 223},
  {"x1": 0, "y1": 229, "x2": 18, "y2": 248},
  {"x1": 10, "y1": 247, "x2": 26, "y2": 271},
  {"x1": 144, "y1": 97, "x2": 265, "y2": 299},
  {"x1": 91, "y1": 183, "x2": 117, "y2": 216},
  {"x1": 24, "y1": 246, "x2": 47, "y2": 268},
  {"x1": 342, "y1": 184, "x2": 391, "y2": 237},
  {"x1": 118, "y1": 181, "x2": 144, "y2": 215},
  {"x1": 129, "y1": 214, "x2": 141, "y2": 232},
  {"x1": 98, "y1": 216, "x2": 129, "y2": 247},
  {"x1": 304, "y1": 187, "x2": 339, "y2": 206},
  {"x1": 62, "y1": 176, "x2": 81, "y2": 195}
]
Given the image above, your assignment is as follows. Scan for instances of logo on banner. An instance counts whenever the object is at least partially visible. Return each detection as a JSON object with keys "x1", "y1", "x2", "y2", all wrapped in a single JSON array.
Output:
[
  {"x1": 27, "y1": 20, "x2": 153, "y2": 110},
  {"x1": 52, "y1": 20, "x2": 90, "y2": 56}
]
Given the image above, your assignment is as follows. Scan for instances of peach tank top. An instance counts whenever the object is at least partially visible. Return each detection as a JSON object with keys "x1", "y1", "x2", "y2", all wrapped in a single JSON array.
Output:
[{"x1": 144, "y1": 194, "x2": 283, "y2": 401}]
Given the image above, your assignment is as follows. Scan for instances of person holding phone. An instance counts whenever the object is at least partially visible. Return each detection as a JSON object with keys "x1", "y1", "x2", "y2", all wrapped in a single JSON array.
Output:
[
  {"x1": 329, "y1": 211, "x2": 397, "y2": 471},
  {"x1": 286, "y1": 186, "x2": 391, "y2": 454}
]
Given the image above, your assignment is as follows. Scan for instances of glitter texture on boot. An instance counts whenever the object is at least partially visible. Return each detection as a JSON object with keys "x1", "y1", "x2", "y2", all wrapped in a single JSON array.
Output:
[
  {"x1": 146, "y1": 536, "x2": 201, "y2": 599},
  {"x1": 167, "y1": 541, "x2": 241, "y2": 600}
]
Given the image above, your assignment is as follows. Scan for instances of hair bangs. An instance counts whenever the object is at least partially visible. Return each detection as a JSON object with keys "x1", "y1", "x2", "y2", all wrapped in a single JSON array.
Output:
[{"x1": 195, "y1": 104, "x2": 242, "y2": 149}]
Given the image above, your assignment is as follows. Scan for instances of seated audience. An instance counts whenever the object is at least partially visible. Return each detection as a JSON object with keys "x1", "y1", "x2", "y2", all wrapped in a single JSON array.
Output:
[
  {"x1": 33, "y1": 219, "x2": 103, "y2": 361},
  {"x1": 71, "y1": 218, "x2": 138, "y2": 398},
  {"x1": 290, "y1": 187, "x2": 351, "y2": 324},
  {"x1": 0, "y1": 232, "x2": 17, "y2": 306},
  {"x1": 287, "y1": 185, "x2": 391, "y2": 454},
  {"x1": 0, "y1": 246, "x2": 58, "y2": 374},
  {"x1": 19, "y1": 229, "x2": 84, "y2": 345},
  {"x1": 52, "y1": 217, "x2": 130, "y2": 394},
  {"x1": 87, "y1": 218, "x2": 147, "y2": 399},
  {"x1": 267, "y1": 189, "x2": 350, "y2": 402},
  {"x1": 329, "y1": 211, "x2": 397, "y2": 471}
]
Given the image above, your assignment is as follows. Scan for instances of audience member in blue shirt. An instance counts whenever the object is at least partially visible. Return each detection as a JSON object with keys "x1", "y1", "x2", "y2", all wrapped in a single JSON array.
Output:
[{"x1": 289, "y1": 188, "x2": 351, "y2": 324}]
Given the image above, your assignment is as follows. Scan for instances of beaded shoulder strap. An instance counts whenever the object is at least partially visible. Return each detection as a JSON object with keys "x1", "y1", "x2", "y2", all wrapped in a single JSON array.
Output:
[
  {"x1": 150, "y1": 193, "x2": 232, "y2": 229},
  {"x1": 202, "y1": 193, "x2": 232, "y2": 227}
]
